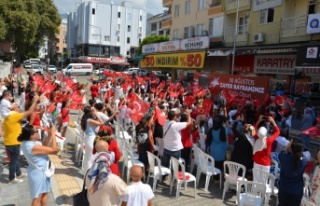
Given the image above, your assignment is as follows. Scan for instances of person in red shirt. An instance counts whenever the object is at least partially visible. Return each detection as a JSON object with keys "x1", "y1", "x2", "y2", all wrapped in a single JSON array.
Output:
[
  {"x1": 253, "y1": 115, "x2": 280, "y2": 182},
  {"x1": 180, "y1": 113, "x2": 193, "y2": 168},
  {"x1": 60, "y1": 100, "x2": 70, "y2": 137},
  {"x1": 90, "y1": 81, "x2": 99, "y2": 100}
]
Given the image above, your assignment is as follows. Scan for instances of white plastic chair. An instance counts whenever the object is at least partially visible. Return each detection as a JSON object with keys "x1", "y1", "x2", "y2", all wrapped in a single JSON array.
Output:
[
  {"x1": 122, "y1": 147, "x2": 145, "y2": 183},
  {"x1": 236, "y1": 180, "x2": 267, "y2": 206},
  {"x1": 303, "y1": 173, "x2": 311, "y2": 200},
  {"x1": 252, "y1": 168, "x2": 278, "y2": 205},
  {"x1": 155, "y1": 137, "x2": 164, "y2": 158},
  {"x1": 196, "y1": 151, "x2": 222, "y2": 190},
  {"x1": 222, "y1": 161, "x2": 247, "y2": 201},
  {"x1": 169, "y1": 157, "x2": 196, "y2": 198},
  {"x1": 198, "y1": 133, "x2": 206, "y2": 151},
  {"x1": 146, "y1": 151, "x2": 171, "y2": 191},
  {"x1": 189, "y1": 144, "x2": 202, "y2": 173}
]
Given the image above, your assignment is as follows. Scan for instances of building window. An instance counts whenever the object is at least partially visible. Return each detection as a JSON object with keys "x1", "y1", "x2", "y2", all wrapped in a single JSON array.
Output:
[
  {"x1": 238, "y1": 16, "x2": 248, "y2": 34},
  {"x1": 198, "y1": 0, "x2": 205, "y2": 10},
  {"x1": 209, "y1": 16, "x2": 223, "y2": 37},
  {"x1": 196, "y1": 24, "x2": 205, "y2": 36},
  {"x1": 183, "y1": 26, "x2": 195, "y2": 38},
  {"x1": 127, "y1": 37, "x2": 130, "y2": 44},
  {"x1": 185, "y1": 1, "x2": 190, "y2": 14},
  {"x1": 259, "y1": 8, "x2": 274, "y2": 24},
  {"x1": 92, "y1": 8, "x2": 95, "y2": 15},
  {"x1": 140, "y1": 15, "x2": 142, "y2": 21},
  {"x1": 174, "y1": 5, "x2": 180, "y2": 17},
  {"x1": 139, "y1": 38, "x2": 141, "y2": 44},
  {"x1": 127, "y1": 25, "x2": 131, "y2": 32},
  {"x1": 308, "y1": 0, "x2": 317, "y2": 14},
  {"x1": 104, "y1": 35, "x2": 110, "y2": 41},
  {"x1": 118, "y1": 12, "x2": 121, "y2": 18},
  {"x1": 117, "y1": 36, "x2": 120, "y2": 42},
  {"x1": 127, "y1": 51, "x2": 130, "y2": 55},
  {"x1": 151, "y1": 23, "x2": 157, "y2": 31},
  {"x1": 173, "y1": 29, "x2": 179, "y2": 39}
]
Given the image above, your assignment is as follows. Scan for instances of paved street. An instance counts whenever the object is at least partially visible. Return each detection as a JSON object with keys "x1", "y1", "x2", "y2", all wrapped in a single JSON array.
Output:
[{"x1": 0, "y1": 72, "x2": 313, "y2": 206}]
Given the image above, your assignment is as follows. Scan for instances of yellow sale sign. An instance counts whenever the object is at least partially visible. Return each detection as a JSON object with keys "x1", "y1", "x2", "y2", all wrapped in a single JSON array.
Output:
[{"x1": 140, "y1": 51, "x2": 206, "y2": 68}]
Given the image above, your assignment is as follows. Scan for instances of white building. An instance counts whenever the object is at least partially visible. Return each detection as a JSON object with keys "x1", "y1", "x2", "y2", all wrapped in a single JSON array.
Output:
[
  {"x1": 67, "y1": 0, "x2": 146, "y2": 67},
  {"x1": 147, "y1": 11, "x2": 171, "y2": 36}
]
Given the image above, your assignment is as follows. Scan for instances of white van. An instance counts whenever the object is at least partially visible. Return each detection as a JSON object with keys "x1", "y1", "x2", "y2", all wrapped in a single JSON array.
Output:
[{"x1": 62, "y1": 63, "x2": 93, "y2": 75}]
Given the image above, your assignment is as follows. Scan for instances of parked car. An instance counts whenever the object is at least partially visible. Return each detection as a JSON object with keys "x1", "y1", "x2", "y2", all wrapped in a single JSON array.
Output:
[
  {"x1": 47, "y1": 65, "x2": 57, "y2": 73},
  {"x1": 123, "y1": 68, "x2": 139, "y2": 75},
  {"x1": 24, "y1": 61, "x2": 32, "y2": 68},
  {"x1": 94, "y1": 68, "x2": 105, "y2": 75},
  {"x1": 31, "y1": 64, "x2": 43, "y2": 74}
]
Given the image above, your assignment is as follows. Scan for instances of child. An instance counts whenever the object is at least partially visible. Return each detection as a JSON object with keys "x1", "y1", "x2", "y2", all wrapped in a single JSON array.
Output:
[{"x1": 121, "y1": 165, "x2": 154, "y2": 206}]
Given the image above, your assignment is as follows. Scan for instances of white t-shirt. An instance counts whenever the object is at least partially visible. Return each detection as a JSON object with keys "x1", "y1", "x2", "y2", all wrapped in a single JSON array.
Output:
[
  {"x1": 228, "y1": 109, "x2": 237, "y2": 124},
  {"x1": 163, "y1": 120, "x2": 187, "y2": 151},
  {"x1": 0, "y1": 98, "x2": 11, "y2": 119},
  {"x1": 97, "y1": 111, "x2": 110, "y2": 122},
  {"x1": 122, "y1": 181, "x2": 154, "y2": 206}
]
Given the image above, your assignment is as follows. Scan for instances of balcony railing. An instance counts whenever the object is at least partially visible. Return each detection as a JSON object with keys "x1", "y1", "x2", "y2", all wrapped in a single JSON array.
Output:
[
  {"x1": 160, "y1": 19, "x2": 172, "y2": 28},
  {"x1": 225, "y1": 0, "x2": 251, "y2": 14},
  {"x1": 280, "y1": 15, "x2": 308, "y2": 38},
  {"x1": 162, "y1": 0, "x2": 172, "y2": 7},
  {"x1": 224, "y1": 26, "x2": 248, "y2": 43},
  {"x1": 208, "y1": 4, "x2": 223, "y2": 15}
]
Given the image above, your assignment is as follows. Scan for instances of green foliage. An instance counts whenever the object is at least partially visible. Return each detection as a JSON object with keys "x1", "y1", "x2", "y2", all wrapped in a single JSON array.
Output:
[
  {"x1": 136, "y1": 35, "x2": 170, "y2": 55},
  {"x1": 0, "y1": 0, "x2": 61, "y2": 60}
]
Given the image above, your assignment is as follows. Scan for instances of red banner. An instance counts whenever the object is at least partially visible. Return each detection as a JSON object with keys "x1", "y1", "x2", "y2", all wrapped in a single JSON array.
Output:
[{"x1": 206, "y1": 74, "x2": 269, "y2": 102}]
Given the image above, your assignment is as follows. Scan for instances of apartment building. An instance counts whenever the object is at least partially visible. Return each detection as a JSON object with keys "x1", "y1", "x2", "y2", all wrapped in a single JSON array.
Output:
[
  {"x1": 67, "y1": 0, "x2": 146, "y2": 68},
  {"x1": 147, "y1": 11, "x2": 171, "y2": 36}
]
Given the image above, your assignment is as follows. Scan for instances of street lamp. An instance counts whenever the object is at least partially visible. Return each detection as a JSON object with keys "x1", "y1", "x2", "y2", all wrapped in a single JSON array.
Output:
[
  {"x1": 231, "y1": 0, "x2": 240, "y2": 75},
  {"x1": 89, "y1": 24, "x2": 102, "y2": 80}
]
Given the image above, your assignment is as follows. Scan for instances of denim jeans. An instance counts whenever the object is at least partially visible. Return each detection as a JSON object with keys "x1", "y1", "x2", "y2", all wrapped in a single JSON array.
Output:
[
  {"x1": 6, "y1": 145, "x2": 22, "y2": 180},
  {"x1": 161, "y1": 148, "x2": 181, "y2": 168}
]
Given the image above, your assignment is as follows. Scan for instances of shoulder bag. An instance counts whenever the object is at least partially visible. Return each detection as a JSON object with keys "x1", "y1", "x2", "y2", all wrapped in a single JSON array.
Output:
[
  {"x1": 163, "y1": 122, "x2": 174, "y2": 138},
  {"x1": 73, "y1": 170, "x2": 90, "y2": 206},
  {"x1": 24, "y1": 153, "x2": 55, "y2": 178}
]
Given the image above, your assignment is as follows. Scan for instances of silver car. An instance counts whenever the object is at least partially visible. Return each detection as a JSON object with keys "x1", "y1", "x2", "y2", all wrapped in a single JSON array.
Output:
[
  {"x1": 31, "y1": 64, "x2": 43, "y2": 74},
  {"x1": 47, "y1": 65, "x2": 57, "y2": 73}
]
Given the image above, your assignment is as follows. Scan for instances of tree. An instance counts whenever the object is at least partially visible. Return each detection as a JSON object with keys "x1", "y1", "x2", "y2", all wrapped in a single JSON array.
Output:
[
  {"x1": 0, "y1": 0, "x2": 61, "y2": 61},
  {"x1": 136, "y1": 35, "x2": 169, "y2": 55}
]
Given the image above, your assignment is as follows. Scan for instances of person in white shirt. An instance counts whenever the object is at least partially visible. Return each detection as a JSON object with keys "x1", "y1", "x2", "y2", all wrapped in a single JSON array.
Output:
[
  {"x1": 121, "y1": 165, "x2": 154, "y2": 206},
  {"x1": 0, "y1": 90, "x2": 15, "y2": 119},
  {"x1": 161, "y1": 109, "x2": 191, "y2": 168}
]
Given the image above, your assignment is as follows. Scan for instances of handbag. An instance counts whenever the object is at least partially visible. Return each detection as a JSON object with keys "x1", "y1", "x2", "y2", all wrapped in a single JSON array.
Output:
[
  {"x1": 73, "y1": 170, "x2": 89, "y2": 206},
  {"x1": 24, "y1": 153, "x2": 55, "y2": 178}
]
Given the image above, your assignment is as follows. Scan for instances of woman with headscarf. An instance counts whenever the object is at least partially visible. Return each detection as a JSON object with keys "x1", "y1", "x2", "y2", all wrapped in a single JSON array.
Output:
[
  {"x1": 86, "y1": 140, "x2": 127, "y2": 206},
  {"x1": 278, "y1": 138, "x2": 307, "y2": 206},
  {"x1": 252, "y1": 115, "x2": 280, "y2": 182}
]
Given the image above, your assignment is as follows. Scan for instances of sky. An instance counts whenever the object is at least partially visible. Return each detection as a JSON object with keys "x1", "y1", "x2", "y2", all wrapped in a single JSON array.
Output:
[{"x1": 53, "y1": 0, "x2": 164, "y2": 15}]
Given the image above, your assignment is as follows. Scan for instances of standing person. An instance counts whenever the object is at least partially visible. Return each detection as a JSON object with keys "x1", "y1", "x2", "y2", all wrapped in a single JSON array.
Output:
[
  {"x1": 300, "y1": 107, "x2": 314, "y2": 150},
  {"x1": 253, "y1": 115, "x2": 280, "y2": 181},
  {"x1": 90, "y1": 81, "x2": 99, "y2": 100},
  {"x1": 19, "y1": 124, "x2": 58, "y2": 206},
  {"x1": 80, "y1": 106, "x2": 104, "y2": 171},
  {"x1": 59, "y1": 100, "x2": 70, "y2": 137},
  {"x1": 121, "y1": 165, "x2": 154, "y2": 206},
  {"x1": 278, "y1": 138, "x2": 307, "y2": 206},
  {"x1": 161, "y1": 109, "x2": 191, "y2": 168},
  {"x1": 311, "y1": 149, "x2": 320, "y2": 205},
  {"x1": 85, "y1": 140, "x2": 127, "y2": 206},
  {"x1": 180, "y1": 113, "x2": 193, "y2": 168},
  {"x1": 4, "y1": 93, "x2": 40, "y2": 183}
]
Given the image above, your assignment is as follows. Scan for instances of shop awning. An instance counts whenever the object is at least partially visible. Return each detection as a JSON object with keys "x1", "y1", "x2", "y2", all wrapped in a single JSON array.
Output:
[
  {"x1": 207, "y1": 49, "x2": 232, "y2": 56},
  {"x1": 296, "y1": 66, "x2": 320, "y2": 74},
  {"x1": 134, "y1": 54, "x2": 146, "y2": 61}
]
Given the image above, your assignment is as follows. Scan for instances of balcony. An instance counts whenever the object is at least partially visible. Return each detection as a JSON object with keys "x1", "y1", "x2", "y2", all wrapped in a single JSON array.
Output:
[
  {"x1": 280, "y1": 15, "x2": 308, "y2": 38},
  {"x1": 225, "y1": 0, "x2": 251, "y2": 14},
  {"x1": 208, "y1": 4, "x2": 223, "y2": 16},
  {"x1": 224, "y1": 26, "x2": 248, "y2": 44},
  {"x1": 161, "y1": 18, "x2": 172, "y2": 28},
  {"x1": 162, "y1": 0, "x2": 172, "y2": 8}
]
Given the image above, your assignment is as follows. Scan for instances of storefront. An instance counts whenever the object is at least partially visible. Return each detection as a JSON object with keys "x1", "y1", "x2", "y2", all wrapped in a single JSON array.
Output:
[
  {"x1": 76, "y1": 56, "x2": 129, "y2": 70},
  {"x1": 205, "y1": 49, "x2": 232, "y2": 74}
]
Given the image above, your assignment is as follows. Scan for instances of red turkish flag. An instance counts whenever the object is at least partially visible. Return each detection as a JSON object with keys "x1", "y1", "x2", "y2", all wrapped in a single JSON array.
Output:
[
  {"x1": 104, "y1": 89, "x2": 114, "y2": 102},
  {"x1": 127, "y1": 92, "x2": 150, "y2": 124},
  {"x1": 155, "y1": 106, "x2": 166, "y2": 126},
  {"x1": 184, "y1": 95, "x2": 195, "y2": 108},
  {"x1": 202, "y1": 99, "x2": 213, "y2": 116}
]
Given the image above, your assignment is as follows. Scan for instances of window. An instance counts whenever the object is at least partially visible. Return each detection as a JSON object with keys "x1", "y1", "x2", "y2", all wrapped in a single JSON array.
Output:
[
  {"x1": 139, "y1": 27, "x2": 142, "y2": 33},
  {"x1": 185, "y1": 1, "x2": 190, "y2": 14},
  {"x1": 92, "y1": 8, "x2": 95, "y2": 15},
  {"x1": 173, "y1": 29, "x2": 179, "y2": 39},
  {"x1": 184, "y1": 26, "x2": 195, "y2": 38},
  {"x1": 238, "y1": 16, "x2": 248, "y2": 34},
  {"x1": 140, "y1": 15, "x2": 143, "y2": 21},
  {"x1": 259, "y1": 8, "x2": 274, "y2": 24},
  {"x1": 174, "y1": 5, "x2": 180, "y2": 17},
  {"x1": 151, "y1": 23, "x2": 157, "y2": 31},
  {"x1": 196, "y1": 24, "x2": 205, "y2": 36},
  {"x1": 117, "y1": 36, "x2": 120, "y2": 42},
  {"x1": 159, "y1": 30, "x2": 164, "y2": 35},
  {"x1": 209, "y1": 16, "x2": 224, "y2": 37},
  {"x1": 139, "y1": 38, "x2": 142, "y2": 44},
  {"x1": 127, "y1": 37, "x2": 130, "y2": 44},
  {"x1": 308, "y1": 0, "x2": 317, "y2": 14},
  {"x1": 127, "y1": 25, "x2": 131, "y2": 32},
  {"x1": 118, "y1": 12, "x2": 121, "y2": 18},
  {"x1": 127, "y1": 51, "x2": 130, "y2": 55},
  {"x1": 104, "y1": 35, "x2": 110, "y2": 41},
  {"x1": 198, "y1": 0, "x2": 205, "y2": 10}
]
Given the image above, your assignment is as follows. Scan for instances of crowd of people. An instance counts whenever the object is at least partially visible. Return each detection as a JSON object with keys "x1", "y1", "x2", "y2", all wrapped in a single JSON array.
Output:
[{"x1": 1, "y1": 68, "x2": 320, "y2": 206}]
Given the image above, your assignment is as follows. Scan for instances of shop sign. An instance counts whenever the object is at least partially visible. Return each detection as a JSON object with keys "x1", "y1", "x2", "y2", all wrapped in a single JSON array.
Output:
[
  {"x1": 111, "y1": 56, "x2": 126, "y2": 63},
  {"x1": 180, "y1": 36, "x2": 209, "y2": 51},
  {"x1": 203, "y1": 73, "x2": 269, "y2": 102},
  {"x1": 142, "y1": 43, "x2": 158, "y2": 54},
  {"x1": 307, "y1": 13, "x2": 320, "y2": 34},
  {"x1": 295, "y1": 82, "x2": 312, "y2": 95},
  {"x1": 306, "y1": 47, "x2": 318, "y2": 59},
  {"x1": 206, "y1": 57, "x2": 230, "y2": 72},
  {"x1": 254, "y1": 55, "x2": 296, "y2": 75},
  {"x1": 140, "y1": 51, "x2": 206, "y2": 68},
  {"x1": 158, "y1": 40, "x2": 180, "y2": 52},
  {"x1": 253, "y1": 0, "x2": 283, "y2": 11},
  {"x1": 234, "y1": 55, "x2": 255, "y2": 73}
]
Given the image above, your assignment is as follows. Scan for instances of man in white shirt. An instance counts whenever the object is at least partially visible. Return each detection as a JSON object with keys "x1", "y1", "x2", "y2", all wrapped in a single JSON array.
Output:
[
  {"x1": 161, "y1": 109, "x2": 191, "y2": 168},
  {"x1": 121, "y1": 165, "x2": 154, "y2": 206},
  {"x1": 0, "y1": 90, "x2": 16, "y2": 119}
]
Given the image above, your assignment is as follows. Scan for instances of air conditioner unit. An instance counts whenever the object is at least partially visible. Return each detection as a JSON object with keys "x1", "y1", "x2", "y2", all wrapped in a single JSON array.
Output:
[{"x1": 253, "y1": 33, "x2": 264, "y2": 43}]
